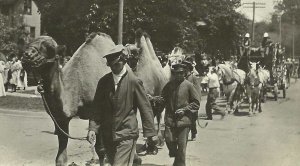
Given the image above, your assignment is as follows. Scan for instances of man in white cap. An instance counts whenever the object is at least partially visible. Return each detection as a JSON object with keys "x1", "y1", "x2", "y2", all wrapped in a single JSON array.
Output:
[
  {"x1": 87, "y1": 44, "x2": 158, "y2": 166},
  {"x1": 261, "y1": 32, "x2": 272, "y2": 57},
  {"x1": 243, "y1": 33, "x2": 251, "y2": 47},
  {"x1": 241, "y1": 33, "x2": 251, "y2": 57}
]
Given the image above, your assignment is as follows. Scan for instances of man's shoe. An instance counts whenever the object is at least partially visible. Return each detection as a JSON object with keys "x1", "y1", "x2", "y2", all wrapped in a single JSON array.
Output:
[
  {"x1": 133, "y1": 156, "x2": 142, "y2": 166},
  {"x1": 191, "y1": 134, "x2": 196, "y2": 141},
  {"x1": 169, "y1": 152, "x2": 176, "y2": 158}
]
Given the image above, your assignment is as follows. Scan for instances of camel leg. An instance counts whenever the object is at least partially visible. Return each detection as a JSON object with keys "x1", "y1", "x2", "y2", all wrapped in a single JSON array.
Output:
[
  {"x1": 156, "y1": 113, "x2": 164, "y2": 146},
  {"x1": 55, "y1": 120, "x2": 70, "y2": 166}
]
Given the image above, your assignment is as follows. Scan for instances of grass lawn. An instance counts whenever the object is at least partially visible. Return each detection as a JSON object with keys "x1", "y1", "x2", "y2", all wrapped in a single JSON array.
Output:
[{"x1": 0, "y1": 96, "x2": 44, "y2": 112}]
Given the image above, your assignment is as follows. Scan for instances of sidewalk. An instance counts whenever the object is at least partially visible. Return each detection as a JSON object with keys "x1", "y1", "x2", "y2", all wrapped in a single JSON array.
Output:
[{"x1": 5, "y1": 86, "x2": 41, "y2": 98}]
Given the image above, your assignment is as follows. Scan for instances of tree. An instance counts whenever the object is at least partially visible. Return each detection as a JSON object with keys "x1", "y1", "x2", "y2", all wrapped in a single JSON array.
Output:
[
  {"x1": 35, "y1": 0, "x2": 249, "y2": 58},
  {"x1": 0, "y1": 14, "x2": 31, "y2": 59},
  {"x1": 275, "y1": 0, "x2": 300, "y2": 58}
]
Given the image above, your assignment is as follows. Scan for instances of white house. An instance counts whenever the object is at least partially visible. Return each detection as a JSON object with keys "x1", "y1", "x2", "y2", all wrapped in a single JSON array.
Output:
[{"x1": 0, "y1": 0, "x2": 41, "y2": 38}]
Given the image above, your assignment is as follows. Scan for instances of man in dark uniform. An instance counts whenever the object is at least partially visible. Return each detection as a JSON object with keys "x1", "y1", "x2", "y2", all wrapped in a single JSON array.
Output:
[
  {"x1": 182, "y1": 58, "x2": 201, "y2": 141},
  {"x1": 87, "y1": 45, "x2": 158, "y2": 166},
  {"x1": 162, "y1": 63, "x2": 200, "y2": 166}
]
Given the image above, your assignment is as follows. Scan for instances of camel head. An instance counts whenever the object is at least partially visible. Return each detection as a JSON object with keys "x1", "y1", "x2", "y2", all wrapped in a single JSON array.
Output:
[
  {"x1": 22, "y1": 36, "x2": 65, "y2": 72},
  {"x1": 125, "y1": 44, "x2": 140, "y2": 70}
]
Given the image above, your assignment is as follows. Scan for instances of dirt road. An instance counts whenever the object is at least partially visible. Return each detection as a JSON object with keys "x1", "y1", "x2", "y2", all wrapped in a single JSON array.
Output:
[{"x1": 0, "y1": 80, "x2": 300, "y2": 166}]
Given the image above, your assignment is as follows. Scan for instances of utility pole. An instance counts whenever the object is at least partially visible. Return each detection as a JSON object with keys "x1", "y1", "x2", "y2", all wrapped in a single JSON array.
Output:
[
  {"x1": 118, "y1": 0, "x2": 124, "y2": 44},
  {"x1": 291, "y1": 4, "x2": 298, "y2": 60},
  {"x1": 274, "y1": 0, "x2": 283, "y2": 43},
  {"x1": 292, "y1": 15, "x2": 295, "y2": 60},
  {"x1": 279, "y1": 15, "x2": 282, "y2": 43},
  {"x1": 243, "y1": 2, "x2": 266, "y2": 44}
]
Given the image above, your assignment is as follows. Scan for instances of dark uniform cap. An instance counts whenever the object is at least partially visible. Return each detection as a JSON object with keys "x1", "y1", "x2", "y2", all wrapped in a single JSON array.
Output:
[
  {"x1": 103, "y1": 44, "x2": 125, "y2": 66},
  {"x1": 182, "y1": 60, "x2": 193, "y2": 69},
  {"x1": 171, "y1": 63, "x2": 187, "y2": 73}
]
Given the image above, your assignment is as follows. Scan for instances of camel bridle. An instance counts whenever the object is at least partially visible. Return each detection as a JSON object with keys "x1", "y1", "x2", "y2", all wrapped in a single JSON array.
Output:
[{"x1": 28, "y1": 54, "x2": 88, "y2": 141}]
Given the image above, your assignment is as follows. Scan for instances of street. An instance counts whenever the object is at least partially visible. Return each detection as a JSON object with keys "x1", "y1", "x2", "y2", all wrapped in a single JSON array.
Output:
[{"x1": 0, "y1": 79, "x2": 300, "y2": 166}]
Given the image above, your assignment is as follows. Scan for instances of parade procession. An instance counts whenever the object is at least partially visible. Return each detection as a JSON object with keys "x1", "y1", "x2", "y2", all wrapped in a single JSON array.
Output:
[{"x1": 1, "y1": 0, "x2": 300, "y2": 166}]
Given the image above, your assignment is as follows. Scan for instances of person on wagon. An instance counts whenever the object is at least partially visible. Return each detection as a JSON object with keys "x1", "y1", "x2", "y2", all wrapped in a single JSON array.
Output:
[
  {"x1": 87, "y1": 44, "x2": 158, "y2": 166},
  {"x1": 261, "y1": 32, "x2": 272, "y2": 57},
  {"x1": 161, "y1": 63, "x2": 200, "y2": 166}
]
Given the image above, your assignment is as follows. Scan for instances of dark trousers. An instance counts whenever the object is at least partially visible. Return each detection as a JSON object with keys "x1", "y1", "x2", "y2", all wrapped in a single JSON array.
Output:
[
  {"x1": 165, "y1": 126, "x2": 190, "y2": 166},
  {"x1": 103, "y1": 138, "x2": 137, "y2": 166},
  {"x1": 190, "y1": 120, "x2": 197, "y2": 137},
  {"x1": 206, "y1": 88, "x2": 225, "y2": 119},
  {"x1": 95, "y1": 134, "x2": 137, "y2": 166}
]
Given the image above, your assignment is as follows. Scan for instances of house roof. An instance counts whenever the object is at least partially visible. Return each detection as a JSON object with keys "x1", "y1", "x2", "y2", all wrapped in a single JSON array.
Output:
[{"x1": 0, "y1": 0, "x2": 18, "y2": 5}]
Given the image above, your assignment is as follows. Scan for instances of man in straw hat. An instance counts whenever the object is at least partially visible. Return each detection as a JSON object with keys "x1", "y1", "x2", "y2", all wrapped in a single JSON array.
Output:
[
  {"x1": 87, "y1": 44, "x2": 158, "y2": 166},
  {"x1": 161, "y1": 63, "x2": 200, "y2": 166}
]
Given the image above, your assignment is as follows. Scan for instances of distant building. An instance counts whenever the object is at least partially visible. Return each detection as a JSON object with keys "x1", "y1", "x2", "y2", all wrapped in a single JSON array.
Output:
[{"x1": 0, "y1": 0, "x2": 41, "y2": 38}]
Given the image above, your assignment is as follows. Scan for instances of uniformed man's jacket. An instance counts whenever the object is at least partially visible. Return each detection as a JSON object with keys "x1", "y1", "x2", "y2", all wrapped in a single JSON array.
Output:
[
  {"x1": 89, "y1": 69, "x2": 156, "y2": 142},
  {"x1": 186, "y1": 73, "x2": 202, "y2": 101},
  {"x1": 162, "y1": 80, "x2": 200, "y2": 127}
]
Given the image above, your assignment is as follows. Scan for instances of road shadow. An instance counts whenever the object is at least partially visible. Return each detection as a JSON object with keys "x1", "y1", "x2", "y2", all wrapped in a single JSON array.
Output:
[
  {"x1": 41, "y1": 131, "x2": 56, "y2": 135},
  {"x1": 85, "y1": 159, "x2": 99, "y2": 166},
  {"x1": 233, "y1": 111, "x2": 250, "y2": 117},
  {"x1": 218, "y1": 103, "x2": 227, "y2": 108},
  {"x1": 83, "y1": 159, "x2": 165, "y2": 166}
]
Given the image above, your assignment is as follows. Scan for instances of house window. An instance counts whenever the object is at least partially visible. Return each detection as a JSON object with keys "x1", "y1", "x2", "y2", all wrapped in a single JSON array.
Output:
[
  {"x1": 24, "y1": 0, "x2": 32, "y2": 15},
  {"x1": 30, "y1": 27, "x2": 35, "y2": 38}
]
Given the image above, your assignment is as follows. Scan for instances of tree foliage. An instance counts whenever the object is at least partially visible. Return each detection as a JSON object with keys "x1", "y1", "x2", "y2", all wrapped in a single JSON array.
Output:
[
  {"x1": 0, "y1": 14, "x2": 31, "y2": 59},
  {"x1": 275, "y1": 0, "x2": 300, "y2": 57},
  {"x1": 35, "y1": 0, "x2": 249, "y2": 59}
]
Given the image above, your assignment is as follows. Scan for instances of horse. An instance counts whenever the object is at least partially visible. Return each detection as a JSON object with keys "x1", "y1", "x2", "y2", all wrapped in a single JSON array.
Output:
[
  {"x1": 22, "y1": 33, "x2": 115, "y2": 166},
  {"x1": 216, "y1": 62, "x2": 246, "y2": 113},
  {"x1": 245, "y1": 61, "x2": 270, "y2": 115}
]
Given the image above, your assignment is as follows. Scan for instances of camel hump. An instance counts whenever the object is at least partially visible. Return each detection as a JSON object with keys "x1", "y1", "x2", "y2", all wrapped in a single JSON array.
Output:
[
  {"x1": 29, "y1": 36, "x2": 58, "y2": 48},
  {"x1": 62, "y1": 32, "x2": 115, "y2": 119},
  {"x1": 134, "y1": 30, "x2": 168, "y2": 96}
]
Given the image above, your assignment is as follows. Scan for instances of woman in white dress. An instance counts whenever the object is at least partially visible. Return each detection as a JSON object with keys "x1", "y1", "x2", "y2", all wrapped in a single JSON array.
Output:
[
  {"x1": 0, "y1": 61, "x2": 6, "y2": 97},
  {"x1": 16, "y1": 60, "x2": 27, "y2": 90},
  {"x1": 9, "y1": 57, "x2": 19, "y2": 92}
]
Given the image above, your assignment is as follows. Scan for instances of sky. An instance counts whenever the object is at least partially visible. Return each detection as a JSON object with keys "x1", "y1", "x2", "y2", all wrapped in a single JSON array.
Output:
[{"x1": 237, "y1": 0, "x2": 279, "y2": 22}]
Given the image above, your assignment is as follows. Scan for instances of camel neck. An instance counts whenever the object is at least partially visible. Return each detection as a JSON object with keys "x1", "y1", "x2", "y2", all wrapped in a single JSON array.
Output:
[{"x1": 39, "y1": 62, "x2": 63, "y2": 94}]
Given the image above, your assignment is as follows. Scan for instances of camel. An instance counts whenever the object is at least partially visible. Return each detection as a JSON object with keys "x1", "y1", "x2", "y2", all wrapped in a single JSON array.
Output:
[
  {"x1": 22, "y1": 30, "x2": 170, "y2": 164},
  {"x1": 126, "y1": 30, "x2": 169, "y2": 152},
  {"x1": 22, "y1": 33, "x2": 115, "y2": 166}
]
